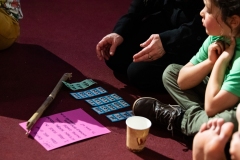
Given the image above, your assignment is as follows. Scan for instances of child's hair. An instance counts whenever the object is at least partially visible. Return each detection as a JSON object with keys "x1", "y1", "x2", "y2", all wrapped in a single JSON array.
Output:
[{"x1": 212, "y1": 0, "x2": 240, "y2": 27}]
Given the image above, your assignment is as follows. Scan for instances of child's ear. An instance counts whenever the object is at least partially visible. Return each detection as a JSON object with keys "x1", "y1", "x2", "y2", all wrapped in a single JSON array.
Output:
[{"x1": 230, "y1": 15, "x2": 240, "y2": 29}]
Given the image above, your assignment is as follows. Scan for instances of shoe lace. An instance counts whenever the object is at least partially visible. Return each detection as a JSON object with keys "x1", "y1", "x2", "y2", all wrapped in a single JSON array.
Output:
[
  {"x1": 166, "y1": 104, "x2": 180, "y2": 131},
  {"x1": 165, "y1": 104, "x2": 181, "y2": 136}
]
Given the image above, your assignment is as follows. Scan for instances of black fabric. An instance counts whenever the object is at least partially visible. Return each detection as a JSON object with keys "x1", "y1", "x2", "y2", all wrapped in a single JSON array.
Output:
[
  {"x1": 106, "y1": 0, "x2": 207, "y2": 91},
  {"x1": 113, "y1": 0, "x2": 207, "y2": 53}
]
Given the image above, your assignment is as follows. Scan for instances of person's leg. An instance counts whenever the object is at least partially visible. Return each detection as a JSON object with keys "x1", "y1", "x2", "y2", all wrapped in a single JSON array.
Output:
[
  {"x1": 0, "y1": 8, "x2": 20, "y2": 50},
  {"x1": 163, "y1": 64, "x2": 238, "y2": 136},
  {"x1": 162, "y1": 64, "x2": 206, "y2": 110},
  {"x1": 192, "y1": 118, "x2": 234, "y2": 160},
  {"x1": 107, "y1": 4, "x2": 205, "y2": 91},
  {"x1": 105, "y1": 35, "x2": 141, "y2": 75},
  {"x1": 127, "y1": 53, "x2": 179, "y2": 91},
  {"x1": 132, "y1": 63, "x2": 206, "y2": 133},
  {"x1": 229, "y1": 132, "x2": 240, "y2": 160}
]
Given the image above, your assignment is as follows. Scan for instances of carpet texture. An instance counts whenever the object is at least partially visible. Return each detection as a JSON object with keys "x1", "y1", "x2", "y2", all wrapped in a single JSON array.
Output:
[{"x1": 0, "y1": 0, "x2": 194, "y2": 159}]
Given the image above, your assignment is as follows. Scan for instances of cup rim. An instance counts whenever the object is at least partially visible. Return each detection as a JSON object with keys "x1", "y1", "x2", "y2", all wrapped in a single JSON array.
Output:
[{"x1": 126, "y1": 116, "x2": 152, "y2": 130}]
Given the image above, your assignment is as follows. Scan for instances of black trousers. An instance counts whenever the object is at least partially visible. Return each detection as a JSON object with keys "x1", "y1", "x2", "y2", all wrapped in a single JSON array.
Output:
[{"x1": 105, "y1": 9, "x2": 201, "y2": 92}]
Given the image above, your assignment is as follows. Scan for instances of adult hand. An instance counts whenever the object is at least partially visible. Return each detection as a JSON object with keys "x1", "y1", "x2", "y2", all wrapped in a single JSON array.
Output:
[
  {"x1": 96, "y1": 33, "x2": 123, "y2": 60},
  {"x1": 133, "y1": 34, "x2": 165, "y2": 62}
]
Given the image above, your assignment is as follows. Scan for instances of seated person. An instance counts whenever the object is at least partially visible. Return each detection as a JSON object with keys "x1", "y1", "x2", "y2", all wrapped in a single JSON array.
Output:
[
  {"x1": 0, "y1": 0, "x2": 23, "y2": 50},
  {"x1": 96, "y1": 0, "x2": 207, "y2": 91},
  {"x1": 132, "y1": 0, "x2": 240, "y2": 138}
]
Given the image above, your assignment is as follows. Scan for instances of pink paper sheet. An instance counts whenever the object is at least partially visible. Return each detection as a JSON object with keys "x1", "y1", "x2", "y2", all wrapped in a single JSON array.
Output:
[{"x1": 19, "y1": 108, "x2": 111, "y2": 151}]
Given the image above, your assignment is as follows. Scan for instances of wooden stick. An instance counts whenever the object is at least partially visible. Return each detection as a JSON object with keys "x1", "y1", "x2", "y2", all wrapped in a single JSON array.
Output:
[{"x1": 26, "y1": 73, "x2": 72, "y2": 135}]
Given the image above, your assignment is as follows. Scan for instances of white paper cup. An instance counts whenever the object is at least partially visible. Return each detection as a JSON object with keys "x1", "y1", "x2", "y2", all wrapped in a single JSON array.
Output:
[{"x1": 126, "y1": 116, "x2": 152, "y2": 152}]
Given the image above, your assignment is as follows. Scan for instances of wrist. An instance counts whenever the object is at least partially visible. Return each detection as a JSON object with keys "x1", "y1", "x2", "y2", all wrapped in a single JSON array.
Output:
[
  {"x1": 206, "y1": 59, "x2": 215, "y2": 67},
  {"x1": 217, "y1": 53, "x2": 232, "y2": 65}
]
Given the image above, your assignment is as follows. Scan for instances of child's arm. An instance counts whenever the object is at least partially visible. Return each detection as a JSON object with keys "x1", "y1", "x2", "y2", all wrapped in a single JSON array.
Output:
[
  {"x1": 178, "y1": 36, "x2": 220, "y2": 90},
  {"x1": 177, "y1": 60, "x2": 213, "y2": 90},
  {"x1": 178, "y1": 40, "x2": 229, "y2": 90},
  {"x1": 205, "y1": 37, "x2": 239, "y2": 117}
]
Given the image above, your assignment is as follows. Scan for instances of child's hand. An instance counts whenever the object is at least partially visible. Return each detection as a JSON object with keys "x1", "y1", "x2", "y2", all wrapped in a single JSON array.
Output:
[
  {"x1": 220, "y1": 37, "x2": 236, "y2": 62},
  {"x1": 208, "y1": 40, "x2": 226, "y2": 64}
]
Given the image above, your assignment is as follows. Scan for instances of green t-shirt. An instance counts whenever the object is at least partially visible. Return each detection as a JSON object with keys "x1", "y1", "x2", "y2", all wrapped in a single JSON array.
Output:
[{"x1": 190, "y1": 36, "x2": 240, "y2": 97}]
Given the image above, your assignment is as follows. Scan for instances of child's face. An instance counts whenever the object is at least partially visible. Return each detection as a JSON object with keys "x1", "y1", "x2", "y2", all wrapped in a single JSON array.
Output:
[{"x1": 200, "y1": 0, "x2": 231, "y2": 36}]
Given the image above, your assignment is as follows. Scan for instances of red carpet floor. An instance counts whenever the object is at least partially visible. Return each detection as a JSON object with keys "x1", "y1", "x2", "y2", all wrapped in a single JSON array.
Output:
[{"x1": 0, "y1": 0, "x2": 193, "y2": 159}]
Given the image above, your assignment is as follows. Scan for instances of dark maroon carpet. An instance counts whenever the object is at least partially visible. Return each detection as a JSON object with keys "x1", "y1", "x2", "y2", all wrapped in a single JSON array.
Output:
[{"x1": 0, "y1": 0, "x2": 193, "y2": 159}]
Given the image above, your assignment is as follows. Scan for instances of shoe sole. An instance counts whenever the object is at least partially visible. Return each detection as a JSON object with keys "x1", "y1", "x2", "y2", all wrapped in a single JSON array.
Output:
[{"x1": 132, "y1": 97, "x2": 159, "y2": 115}]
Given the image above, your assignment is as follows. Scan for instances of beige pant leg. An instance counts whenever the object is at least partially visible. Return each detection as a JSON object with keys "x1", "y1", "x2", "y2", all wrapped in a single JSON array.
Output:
[{"x1": 0, "y1": 8, "x2": 20, "y2": 50}]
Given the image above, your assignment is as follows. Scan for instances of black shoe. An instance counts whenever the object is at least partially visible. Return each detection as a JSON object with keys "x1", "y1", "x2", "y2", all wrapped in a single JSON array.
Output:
[{"x1": 132, "y1": 97, "x2": 183, "y2": 131}]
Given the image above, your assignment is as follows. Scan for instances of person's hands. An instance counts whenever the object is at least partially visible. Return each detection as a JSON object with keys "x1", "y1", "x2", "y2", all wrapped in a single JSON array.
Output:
[
  {"x1": 229, "y1": 132, "x2": 240, "y2": 160},
  {"x1": 219, "y1": 37, "x2": 236, "y2": 62},
  {"x1": 96, "y1": 33, "x2": 123, "y2": 60},
  {"x1": 133, "y1": 34, "x2": 165, "y2": 62},
  {"x1": 208, "y1": 37, "x2": 235, "y2": 65},
  {"x1": 208, "y1": 40, "x2": 226, "y2": 64}
]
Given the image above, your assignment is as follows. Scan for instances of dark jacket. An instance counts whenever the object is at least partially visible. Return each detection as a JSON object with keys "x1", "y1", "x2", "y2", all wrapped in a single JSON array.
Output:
[{"x1": 113, "y1": 0, "x2": 207, "y2": 54}]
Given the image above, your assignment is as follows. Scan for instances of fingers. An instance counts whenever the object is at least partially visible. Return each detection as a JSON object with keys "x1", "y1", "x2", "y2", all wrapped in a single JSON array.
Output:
[
  {"x1": 228, "y1": 36, "x2": 236, "y2": 51},
  {"x1": 101, "y1": 44, "x2": 111, "y2": 60},
  {"x1": 134, "y1": 34, "x2": 161, "y2": 62},
  {"x1": 133, "y1": 45, "x2": 165, "y2": 62},
  {"x1": 133, "y1": 48, "x2": 166, "y2": 62},
  {"x1": 221, "y1": 36, "x2": 236, "y2": 60},
  {"x1": 217, "y1": 37, "x2": 235, "y2": 53},
  {"x1": 140, "y1": 36, "x2": 152, "y2": 48},
  {"x1": 96, "y1": 42, "x2": 104, "y2": 60},
  {"x1": 133, "y1": 47, "x2": 152, "y2": 62},
  {"x1": 96, "y1": 33, "x2": 123, "y2": 60},
  {"x1": 96, "y1": 38, "x2": 109, "y2": 60},
  {"x1": 216, "y1": 40, "x2": 225, "y2": 53},
  {"x1": 109, "y1": 41, "x2": 118, "y2": 56},
  {"x1": 212, "y1": 40, "x2": 225, "y2": 54},
  {"x1": 214, "y1": 38, "x2": 235, "y2": 54}
]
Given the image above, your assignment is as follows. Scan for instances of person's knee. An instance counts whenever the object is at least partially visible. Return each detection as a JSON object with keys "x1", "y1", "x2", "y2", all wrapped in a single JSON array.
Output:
[
  {"x1": 0, "y1": 10, "x2": 20, "y2": 50},
  {"x1": 105, "y1": 58, "x2": 127, "y2": 74},
  {"x1": 162, "y1": 63, "x2": 183, "y2": 93},
  {"x1": 162, "y1": 64, "x2": 178, "y2": 85},
  {"x1": 127, "y1": 63, "x2": 141, "y2": 82},
  {"x1": 127, "y1": 63, "x2": 149, "y2": 89},
  {"x1": 127, "y1": 62, "x2": 166, "y2": 91}
]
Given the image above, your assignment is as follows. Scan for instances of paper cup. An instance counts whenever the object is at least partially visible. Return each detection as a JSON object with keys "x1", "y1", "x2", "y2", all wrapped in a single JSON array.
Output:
[{"x1": 126, "y1": 116, "x2": 152, "y2": 152}]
